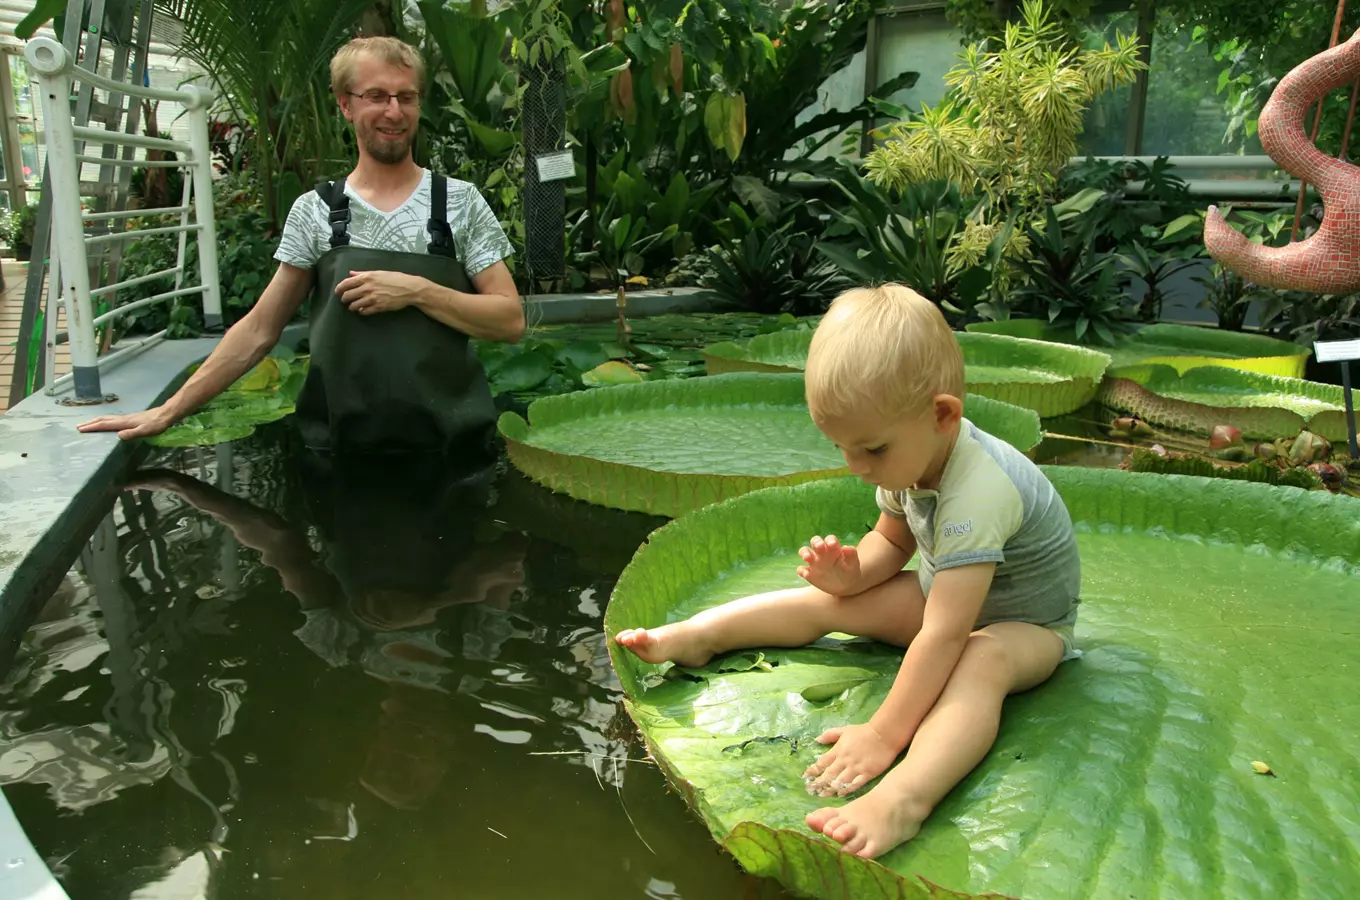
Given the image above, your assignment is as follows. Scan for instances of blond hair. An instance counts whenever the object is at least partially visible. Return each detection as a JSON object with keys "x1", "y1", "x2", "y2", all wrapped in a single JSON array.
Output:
[
  {"x1": 805, "y1": 284, "x2": 965, "y2": 421},
  {"x1": 330, "y1": 36, "x2": 426, "y2": 97}
]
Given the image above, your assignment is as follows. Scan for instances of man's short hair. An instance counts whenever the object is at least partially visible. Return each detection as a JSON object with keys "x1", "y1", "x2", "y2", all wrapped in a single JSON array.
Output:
[
  {"x1": 805, "y1": 283, "x2": 966, "y2": 421},
  {"x1": 330, "y1": 36, "x2": 426, "y2": 97}
]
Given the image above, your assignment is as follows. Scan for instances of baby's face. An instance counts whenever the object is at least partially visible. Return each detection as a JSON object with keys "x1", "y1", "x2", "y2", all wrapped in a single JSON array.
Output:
[{"x1": 813, "y1": 398, "x2": 960, "y2": 493}]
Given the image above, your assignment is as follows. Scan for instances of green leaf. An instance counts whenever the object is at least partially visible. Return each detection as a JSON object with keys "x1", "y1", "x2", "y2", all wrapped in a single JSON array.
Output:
[
  {"x1": 492, "y1": 351, "x2": 554, "y2": 393},
  {"x1": 702, "y1": 331, "x2": 1112, "y2": 418},
  {"x1": 557, "y1": 342, "x2": 610, "y2": 372},
  {"x1": 704, "y1": 93, "x2": 729, "y2": 151},
  {"x1": 147, "y1": 356, "x2": 309, "y2": 448},
  {"x1": 1050, "y1": 187, "x2": 1107, "y2": 219},
  {"x1": 581, "y1": 360, "x2": 644, "y2": 386},
  {"x1": 731, "y1": 175, "x2": 784, "y2": 221},
  {"x1": 606, "y1": 470, "x2": 1360, "y2": 899},
  {"x1": 1160, "y1": 213, "x2": 1203, "y2": 242},
  {"x1": 1099, "y1": 363, "x2": 1353, "y2": 440},
  {"x1": 498, "y1": 374, "x2": 1041, "y2": 517},
  {"x1": 15, "y1": 0, "x2": 66, "y2": 40},
  {"x1": 964, "y1": 321, "x2": 1310, "y2": 378}
]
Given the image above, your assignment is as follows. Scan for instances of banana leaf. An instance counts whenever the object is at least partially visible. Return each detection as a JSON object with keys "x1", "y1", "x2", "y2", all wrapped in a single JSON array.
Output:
[
  {"x1": 703, "y1": 331, "x2": 1112, "y2": 417},
  {"x1": 606, "y1": 469, "x2": 1360, "y2": 900},
  {"x1": 1099, "y1": 363, "x2": 1351, "y2": 440},
  {"x1": 147, "y1": 354, "x2": 308, "y2": 448},
  {"x1": 964, "y1": 320, "x2": 1310, "y2": 379},
  {"x1": 497, "y1": 373, "x2": 1041, "y2": 517}
]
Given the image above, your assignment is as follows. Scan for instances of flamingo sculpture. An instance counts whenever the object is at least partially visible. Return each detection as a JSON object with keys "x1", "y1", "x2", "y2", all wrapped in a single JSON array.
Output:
[{"x1": 1204, "y1": 27, "x2": 1360, "y2": 293}]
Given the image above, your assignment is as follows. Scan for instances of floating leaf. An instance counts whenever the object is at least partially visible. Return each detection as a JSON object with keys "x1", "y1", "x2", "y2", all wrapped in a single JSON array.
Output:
[
  {"x1": 497, "y1": 373, "x2": 1040, "y2": 517},
  {"x1": 607, "y1": 470, "x2": 1360, "y2": 899},
  {"x1": 1100, "y1": 364, "x2": 1351, "y2": 440},
  {"x1": 581, "y1": 360, "x2": 644, "y2": 386}
]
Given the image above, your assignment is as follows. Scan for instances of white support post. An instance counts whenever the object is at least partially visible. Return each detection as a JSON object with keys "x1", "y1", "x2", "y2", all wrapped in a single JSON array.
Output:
[
  {"x1": 185, "y1": 94, "x2": 223, "y2": 330},
  {"x1": 26, "y1": 38, "x2": 107, "y2": 404}
]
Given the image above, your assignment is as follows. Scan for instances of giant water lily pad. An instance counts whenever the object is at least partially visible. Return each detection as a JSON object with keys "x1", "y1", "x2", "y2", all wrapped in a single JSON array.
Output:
[
  {"x1": 497, "y1": 373, "x2": 1041, "y2": 517},
  {"x1": 1100, "y1": 363, "x2": 1352, "y2": 440},
  {"x1": 964, "y1": 320, "x2": 1310, "y2": 378},
  {"x1": 147, "y1": 353, "x2": 308, "y2": 448},
  {"x1": 704, "y1": 330, "x2": 1111, "y2": 417},
  {"x1": 606, "y1": 469, "x2": 1360, "y2": 899}
]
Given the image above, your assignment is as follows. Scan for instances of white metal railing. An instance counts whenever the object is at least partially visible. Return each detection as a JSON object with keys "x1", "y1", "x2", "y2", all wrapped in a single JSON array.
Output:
[{"x1": 24, "y1": 36, "x2": 222, "y2": 404}]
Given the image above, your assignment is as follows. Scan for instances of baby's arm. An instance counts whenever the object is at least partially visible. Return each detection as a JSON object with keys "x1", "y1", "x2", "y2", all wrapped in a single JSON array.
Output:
[
  {"x1": 797, "y1": 513, "x2": 916, "y2": 597},
  {"x1": 866, "y1": 562, "x2": 994, "y2": 748}
]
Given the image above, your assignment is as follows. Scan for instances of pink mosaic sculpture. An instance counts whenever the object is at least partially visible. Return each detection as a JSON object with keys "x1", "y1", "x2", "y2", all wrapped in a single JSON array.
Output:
[{"x1": 1205, "y1": 28, "x2": 1360, "y2": 293}]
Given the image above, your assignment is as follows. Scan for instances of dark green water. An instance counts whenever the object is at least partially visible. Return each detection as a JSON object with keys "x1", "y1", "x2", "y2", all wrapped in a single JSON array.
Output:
[{"x1": 0, "y1": 425, "x2": 791, "y2": 899}]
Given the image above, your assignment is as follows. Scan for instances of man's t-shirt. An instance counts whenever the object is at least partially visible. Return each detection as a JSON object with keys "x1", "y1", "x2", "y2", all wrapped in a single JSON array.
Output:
[
  {"x1": 875, "y1": 418, "x2": 1081, "y2": 630},
  {"x1": 274, "y1": 168, "x2": 514, "y2": 277}
]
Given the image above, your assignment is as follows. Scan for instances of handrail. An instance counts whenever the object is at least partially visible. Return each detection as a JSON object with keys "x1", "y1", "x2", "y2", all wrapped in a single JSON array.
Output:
[
  {"x1": 26, "y1": 35, "x2": 224, "y2": 403},
  {"x1": 70, "y1": 125, "x2": 192, "y2": 155}
]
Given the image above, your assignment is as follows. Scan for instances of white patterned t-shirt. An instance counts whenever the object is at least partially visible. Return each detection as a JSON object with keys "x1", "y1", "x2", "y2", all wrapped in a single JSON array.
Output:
[{"x1": 273, "y1": 168, "x2": 514, "y2": 278}]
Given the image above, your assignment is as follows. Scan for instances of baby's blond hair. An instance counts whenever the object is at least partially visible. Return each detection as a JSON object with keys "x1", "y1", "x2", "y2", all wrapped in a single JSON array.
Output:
[
  {"x1": 805, "y1": 284, "x2": 965, "y2": 421},
  {"x1": 331, "y1": 36, "x2": 426, "y2": 98}
]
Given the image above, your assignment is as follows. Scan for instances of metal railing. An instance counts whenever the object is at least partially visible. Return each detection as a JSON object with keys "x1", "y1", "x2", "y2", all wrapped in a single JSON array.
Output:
[{"x1": 24, "y1": 36, "x2": 222, "y2": 405}]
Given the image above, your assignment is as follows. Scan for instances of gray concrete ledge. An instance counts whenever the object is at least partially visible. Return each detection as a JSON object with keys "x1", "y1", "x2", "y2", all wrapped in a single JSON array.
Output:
[
  {"x1": 526, "y1": 286, "x2": 728, "y2": 324},
  {"x1": 0, "y1": 337, "x2": 220, "y2": 673}
]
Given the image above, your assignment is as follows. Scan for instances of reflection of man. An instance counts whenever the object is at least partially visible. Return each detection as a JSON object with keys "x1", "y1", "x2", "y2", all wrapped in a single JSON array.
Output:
[
  {"x1": 125, "y1": 453, "x2": 529, "y2": 810},
  {"x1": 79, "y1": 36, "x2": 524, "y2": 455}
]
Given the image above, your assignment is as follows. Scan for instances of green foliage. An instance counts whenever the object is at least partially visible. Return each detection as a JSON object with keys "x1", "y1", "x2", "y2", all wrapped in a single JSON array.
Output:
[
  {"x1": 147, "y1": 349, "x2": 306, "y2": 447},
  {"x1": 865, "y1": 0, "x2": 1145, "y2": 232},
  {"x1": 706, "y1": 205, "x2": 850, "y2": 317},
  {"x1": 1125, "y1": 448, "x2": 1322, "y2": 490},
  {"x1": 114, "y1": 177, "x2": 280, "y2": 337}
]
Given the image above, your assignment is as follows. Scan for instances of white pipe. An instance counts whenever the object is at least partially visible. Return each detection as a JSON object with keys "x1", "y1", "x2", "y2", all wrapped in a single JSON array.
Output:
[
  {"x1": 75, "y1": 155, "x2": 188, "y2": 168},
  {"x1": 23, "y1": 36, "x2": 213, "y2": 109},
  {"x1": 43, "y1": 223, "x2": 60, "y2": 396},
  {"x1": 45, "y1": 332, "x2": 168, "y2": 394},
  {"x1": 70, "y1": 125, "x2": 192, "y2": 156},
  {"x1": 186, "y1": 101, "x2": 223, "y2": 328},
  {"x1": 27, "y1": 44, "x2": 102, "y2": 400},
  {"x1": 173, "y1": 162, "x2": 193, "y2": 294},
  {"x1": 85, "y1": 223, "x2": 202, "y2": 246},
  {"x1": 90, "y1": 284, "x2": 207, "y2": 327},
  {"x1": 90, "y1": 266, "x2": 183, "y2": 299},
  {"x1": 83, "y1": 205, "x2": 193, "y2": 221}
]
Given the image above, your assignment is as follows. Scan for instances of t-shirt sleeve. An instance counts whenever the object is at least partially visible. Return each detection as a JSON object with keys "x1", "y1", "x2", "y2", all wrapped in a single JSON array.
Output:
[
  {"x1": 453, "y1": 186, "x2": 514, "y2": 278},
  {"x1": 274, "y1": 192, "x2": 324, "y2": 270},
  {"x1": 875, "y1": 487, "x2": 906, "y2": 519},
  {"x1": 930, "y1": 479, "x2": 1024, "y2": 571}
]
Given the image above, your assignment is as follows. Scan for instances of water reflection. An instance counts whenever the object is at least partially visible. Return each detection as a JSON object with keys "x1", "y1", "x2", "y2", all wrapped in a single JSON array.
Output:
[{"x1": 0, "y1": 434, "x2": 785, "y2": 899}]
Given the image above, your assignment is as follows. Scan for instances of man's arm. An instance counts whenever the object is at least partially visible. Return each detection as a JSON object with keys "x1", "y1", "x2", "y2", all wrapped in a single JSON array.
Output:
[
  {"x1": 334, "y1": 260, "x2": 525, "y2": 342},
  {"x1": 78, "y1": 263, "x2": 314, "y2": 439},
  {"x1": 867, "y1": 563, "x2": 995, "y2": 747}
]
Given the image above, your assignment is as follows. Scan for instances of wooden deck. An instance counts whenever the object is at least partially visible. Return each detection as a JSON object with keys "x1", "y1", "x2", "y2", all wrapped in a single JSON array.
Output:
[{"x1": 0, "y1": 260, "x2": 70, "y2": 412}]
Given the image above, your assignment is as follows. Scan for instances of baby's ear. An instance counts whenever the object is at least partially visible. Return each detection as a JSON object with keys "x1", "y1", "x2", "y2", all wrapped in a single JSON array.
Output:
[{"x1": 932, "y1": 394, "x2": 965, "y2": 430}]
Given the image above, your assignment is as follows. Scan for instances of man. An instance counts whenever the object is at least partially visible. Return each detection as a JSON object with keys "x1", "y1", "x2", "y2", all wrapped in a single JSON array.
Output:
[{"x1": 78, "y1": 36, "x2": 524, "y2": 455}]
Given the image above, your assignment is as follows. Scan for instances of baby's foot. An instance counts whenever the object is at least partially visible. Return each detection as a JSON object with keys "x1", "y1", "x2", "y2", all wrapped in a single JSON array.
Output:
[
  {"x1": 805, "y1": 789, "x2": 929, "y2": 859},
  {"x1": 613, "y1": 624, "x2": 713, "y2": 668}
]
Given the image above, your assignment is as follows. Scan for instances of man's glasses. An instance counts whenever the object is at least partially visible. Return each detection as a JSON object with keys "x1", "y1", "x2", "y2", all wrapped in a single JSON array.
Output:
[{"x1": 348, "y1": 89, "x2": 421, "y2": 107}]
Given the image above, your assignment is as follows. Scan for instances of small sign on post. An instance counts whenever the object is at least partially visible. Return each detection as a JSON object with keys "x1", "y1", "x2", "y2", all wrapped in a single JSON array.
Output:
[{"x1": 1315, "y1": 339, "x2": 1360, "y2": 459}]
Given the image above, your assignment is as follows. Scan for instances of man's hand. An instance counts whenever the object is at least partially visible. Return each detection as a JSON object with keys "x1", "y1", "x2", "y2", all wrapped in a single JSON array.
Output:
[
  {"x1": 797, "y1": 534, "x2": 862, "y2": 596},
  {"x1": 802, "y1": 722, "x2": 902, "y2": 797},
  {"x1": 335, "y1": 269, "x2": 426, "y2": 315},
  {"x1": 76, "y1": 406, "x2": 175, "y2": 441}
]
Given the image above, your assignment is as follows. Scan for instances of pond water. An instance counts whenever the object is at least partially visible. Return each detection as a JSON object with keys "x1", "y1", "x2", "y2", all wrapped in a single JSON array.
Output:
[{"x1": 0, "y1": 423, "x2": 793, "y2": 900}]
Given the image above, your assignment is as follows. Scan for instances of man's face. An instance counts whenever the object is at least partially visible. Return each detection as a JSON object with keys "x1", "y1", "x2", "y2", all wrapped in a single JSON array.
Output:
[{"x1": 340, "y1": 53, "x2": 421, "y2": 166}]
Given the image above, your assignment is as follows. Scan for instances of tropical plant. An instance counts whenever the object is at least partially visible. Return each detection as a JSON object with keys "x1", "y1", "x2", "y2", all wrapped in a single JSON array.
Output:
[
  {"x1": 863, "y1": 0, "x2": 1145, "y2": 271},
  {"x1": 604, "y1": 468, "x2": 1360, "y2": 899},
  {"x1": 1005, "y1": 206, "x2": 1137, "y2": 344},
  {"x1": 1192, "y1": 208, "x2": 1292, "y2": 331},
  {"x1": 1117, "y1": 239, "x2": 1204, "y2": 323},
  {"x1": 814, "y1": 171, "x2": 1005, "y2": 321}
]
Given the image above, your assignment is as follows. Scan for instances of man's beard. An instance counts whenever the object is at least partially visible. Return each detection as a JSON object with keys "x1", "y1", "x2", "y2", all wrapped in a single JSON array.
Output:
[{"x1": 360, "y1": 122, "x2": 413, "y2": 165}]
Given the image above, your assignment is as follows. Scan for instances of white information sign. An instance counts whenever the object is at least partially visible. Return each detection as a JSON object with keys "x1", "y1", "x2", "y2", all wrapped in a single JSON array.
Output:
[
  {"x1": 534, "y1": 150, "x2": 576, "y2": 184},
  {"x1": 1315, "y1": 339, "x2": 1360, "y2": 363}
]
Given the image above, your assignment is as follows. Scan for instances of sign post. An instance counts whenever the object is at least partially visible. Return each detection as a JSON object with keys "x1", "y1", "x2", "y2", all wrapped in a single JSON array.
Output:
[{"x1": 1315, "y1": 339, "x2": 1360, "y2": 459}]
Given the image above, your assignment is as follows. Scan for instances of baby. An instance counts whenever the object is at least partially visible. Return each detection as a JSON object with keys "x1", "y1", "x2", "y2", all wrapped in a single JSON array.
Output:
[{"x1": 615, "y1": 284, "x2": 1081, "y2": 859}]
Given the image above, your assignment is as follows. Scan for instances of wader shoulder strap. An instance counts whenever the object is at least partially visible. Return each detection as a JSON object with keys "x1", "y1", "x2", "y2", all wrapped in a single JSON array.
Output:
[
  {"x1": 426, "y1": 174, "x2": 456, "y2": 258},
  {"x1": 315, "y1": 178, "x2": 351, "y2": 248}
]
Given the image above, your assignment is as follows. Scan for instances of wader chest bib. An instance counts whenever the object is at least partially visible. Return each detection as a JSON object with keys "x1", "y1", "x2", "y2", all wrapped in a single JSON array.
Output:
[{"x1": 294, "y1": 174, "x2": 498, "y2": 455}]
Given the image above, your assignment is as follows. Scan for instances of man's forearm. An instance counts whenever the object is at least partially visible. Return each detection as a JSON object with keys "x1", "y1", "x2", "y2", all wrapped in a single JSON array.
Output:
[
  {"x1": 413, "y1": 280, "x2": 524, "y2": 342},
  {"x1": 869, "y1": 628, "x2": 968, "y2": 747},
  {"x1": 161, "y1": 322, "x2": 275, "y2": 421}
]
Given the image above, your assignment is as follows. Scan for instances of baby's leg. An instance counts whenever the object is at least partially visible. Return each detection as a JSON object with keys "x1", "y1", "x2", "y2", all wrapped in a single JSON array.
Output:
[
  {"x1": 807, "y1": 621, "x2": 1063, "y2": 859},
  {"x1": 614, "y1": 571, "x2": 926, "y2": 668}
]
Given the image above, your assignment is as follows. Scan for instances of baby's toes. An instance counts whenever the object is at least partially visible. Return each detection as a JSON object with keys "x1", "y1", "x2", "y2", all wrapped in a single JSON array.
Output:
[{"x1": 828, "y1": 817, "x2": 859, "y2": 844}]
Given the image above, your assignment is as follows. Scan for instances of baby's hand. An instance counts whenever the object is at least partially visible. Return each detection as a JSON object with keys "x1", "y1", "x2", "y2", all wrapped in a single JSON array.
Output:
[{"x1": 796, "y1": 534, "x2": 861, "y2": 596}]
